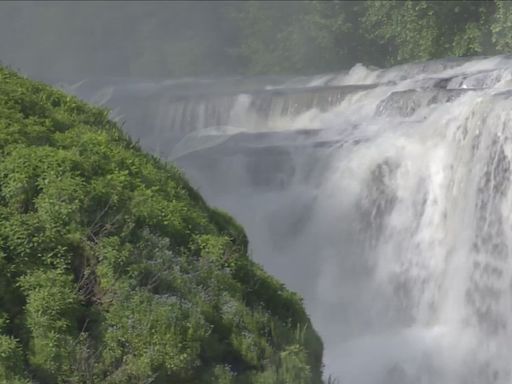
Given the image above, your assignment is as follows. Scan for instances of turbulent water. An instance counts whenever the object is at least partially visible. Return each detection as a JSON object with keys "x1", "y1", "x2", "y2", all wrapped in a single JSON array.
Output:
[{"x1": 64, "y1": 55, "x2": 512, "y2": 383}]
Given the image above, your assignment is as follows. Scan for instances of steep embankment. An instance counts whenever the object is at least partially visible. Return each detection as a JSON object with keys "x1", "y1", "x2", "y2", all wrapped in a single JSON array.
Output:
[{"x1": 0, "y1": 67, "x2": 323, "y2": 384}]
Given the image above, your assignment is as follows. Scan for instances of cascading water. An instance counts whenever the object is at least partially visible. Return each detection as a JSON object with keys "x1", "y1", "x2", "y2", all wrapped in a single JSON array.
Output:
[{"x1": 63, "y1": 55, "x2": 512, "y2": 383}]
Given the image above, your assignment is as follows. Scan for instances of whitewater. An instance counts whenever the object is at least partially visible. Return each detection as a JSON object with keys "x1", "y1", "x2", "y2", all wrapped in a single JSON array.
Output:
[{"x1": 64, "y1": 55, "x2": 512, "y2": 383}]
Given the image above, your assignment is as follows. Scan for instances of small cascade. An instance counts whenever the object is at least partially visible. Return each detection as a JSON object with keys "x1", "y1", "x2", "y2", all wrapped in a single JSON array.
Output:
[
  {"x1": 375, "y1": 89, "x2": 469, "y2": 117},
  {"x1": 62, "y1": 79, "x2": 376, "y2": 155}
]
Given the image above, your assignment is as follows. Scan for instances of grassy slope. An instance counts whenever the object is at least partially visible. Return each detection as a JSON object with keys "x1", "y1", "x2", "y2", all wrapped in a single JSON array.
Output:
[{"x1": 0, "y1": 67, "x2": 323, "y2": 384}]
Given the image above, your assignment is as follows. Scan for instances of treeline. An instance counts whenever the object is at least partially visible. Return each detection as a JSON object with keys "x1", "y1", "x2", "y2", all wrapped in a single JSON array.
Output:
[{"x1": 1, "y1": 1, "x2": 511, "y2": 80}]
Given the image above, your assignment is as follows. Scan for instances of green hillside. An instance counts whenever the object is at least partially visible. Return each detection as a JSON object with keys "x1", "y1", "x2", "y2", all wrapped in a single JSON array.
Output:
[{"x1": 0, "y1": 67, "x2": 323, "y2": 384}]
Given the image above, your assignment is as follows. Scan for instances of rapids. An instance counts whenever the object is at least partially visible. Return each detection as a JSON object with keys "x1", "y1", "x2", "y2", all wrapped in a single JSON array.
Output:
[{"x1": 62, "y1": 55, "x2": 512, "y2": 383}]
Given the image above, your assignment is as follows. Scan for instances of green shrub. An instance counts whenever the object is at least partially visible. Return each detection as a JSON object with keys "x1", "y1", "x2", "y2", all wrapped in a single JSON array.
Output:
[
  {"x1": 0, "y1": 66, "x2": 323, "y2": 383},
  {"x1": 0, "y1": 334, "x2": 29, "y2": 384}
]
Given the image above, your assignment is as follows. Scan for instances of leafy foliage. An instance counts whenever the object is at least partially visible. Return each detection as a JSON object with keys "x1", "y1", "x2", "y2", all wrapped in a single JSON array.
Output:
[
  {"x1": 363, "y1": 1, "x2": 495, "y2": 64},
  {"x1": 492, "y1": 0, "x2": 512, "y2": 53},
  {"x1": 0, "y1": 67, "x2": 323, "y2": 383},
  {"x1": 226, "y1": 1, "x2": 381, "y2": 74},
  {"x1": 1, "y1": 1, "x2": 510, "y2": 79}
]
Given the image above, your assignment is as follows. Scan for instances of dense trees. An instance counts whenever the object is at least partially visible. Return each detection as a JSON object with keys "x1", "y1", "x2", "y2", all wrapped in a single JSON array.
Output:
[
  {"x1": 226, "y1": 1, "x2": 379, "y2": 74},
  {"x1": 231, "y1": 0, "x2": 509, "y2": 73},
  {"x1": 1, "y1": 1, "x2": 511, "y2": 80},
  {"x1": 363, "y1": 1, "x2": 497, "y2": 63},
  {"x1": 0, "y1": 66, "x2": 323, "y2": 383}
]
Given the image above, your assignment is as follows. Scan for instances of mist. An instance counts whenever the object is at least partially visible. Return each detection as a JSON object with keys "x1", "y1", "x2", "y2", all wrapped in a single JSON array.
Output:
[{"x1": 0, "y1": 1, "x2": 245, "y2": 82}]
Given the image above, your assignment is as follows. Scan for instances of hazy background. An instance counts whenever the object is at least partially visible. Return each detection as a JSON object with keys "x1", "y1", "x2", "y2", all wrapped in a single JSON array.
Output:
[{"x1": 1, "y1": 1, "x2": 510, "y2": 84}]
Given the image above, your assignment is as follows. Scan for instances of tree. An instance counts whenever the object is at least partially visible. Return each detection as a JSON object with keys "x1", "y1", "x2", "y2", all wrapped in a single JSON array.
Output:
[
  {"x1": 363, "y1": 1, "x2": 495, "y2": 65},
  {"x1": 492, "y1": 0, "x2": 512, "y2": 53}
]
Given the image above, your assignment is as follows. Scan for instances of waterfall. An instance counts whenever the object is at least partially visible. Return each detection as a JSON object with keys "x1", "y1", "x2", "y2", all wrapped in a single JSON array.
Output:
[{"x1": 65, "y1": 55, "x2": 512, "y2": 383}]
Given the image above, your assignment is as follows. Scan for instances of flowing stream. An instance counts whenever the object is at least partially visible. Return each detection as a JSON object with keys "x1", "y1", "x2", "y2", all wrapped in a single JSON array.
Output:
[{"x1": 63, "y1": 55, "x2": 512, "y2": 383}]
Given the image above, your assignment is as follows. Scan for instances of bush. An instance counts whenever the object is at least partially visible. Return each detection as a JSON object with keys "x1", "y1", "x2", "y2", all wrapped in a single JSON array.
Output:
[{"x1": 0, "y1": 66, "x2": 323, "y2": 383}]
